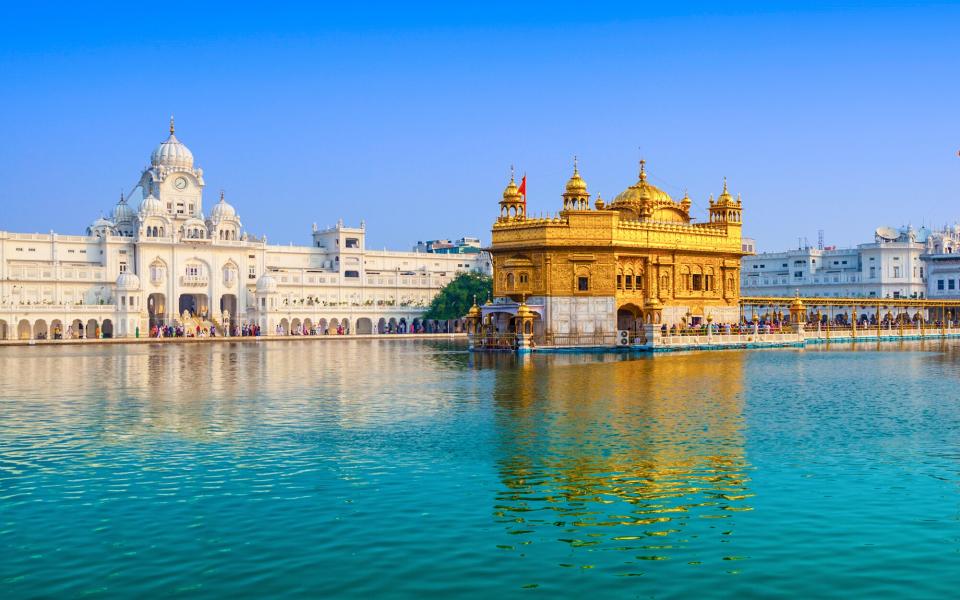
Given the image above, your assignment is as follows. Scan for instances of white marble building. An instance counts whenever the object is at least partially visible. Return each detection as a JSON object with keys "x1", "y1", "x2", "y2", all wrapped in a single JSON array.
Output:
[
  {"x1": 741, "y1": 226, "x2": 931, "y2": 299},
  {"x1": 0, "y1": 121, "x2": 491, "y2": 340}
]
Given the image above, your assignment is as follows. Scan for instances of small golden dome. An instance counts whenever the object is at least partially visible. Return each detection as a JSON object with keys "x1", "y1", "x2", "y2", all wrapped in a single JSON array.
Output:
[
  {"x1": 715, "y1": 177, "x2": 735, "y2": 204},
  {"x1": 515, "y1": 302, "x2": 535, "y2": 319},
  {"x1": 595, "y1": 194, "x2": 605, "y2": 210},
  {"x1": 564, "y1": 157, "x2": 588, "y2": 195},
  {"x1": 502, "y1": 177, "x2": 521, "y2": 202}
]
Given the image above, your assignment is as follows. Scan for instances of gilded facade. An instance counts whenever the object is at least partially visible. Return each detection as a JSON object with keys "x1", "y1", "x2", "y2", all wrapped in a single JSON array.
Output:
[{"x1": 487, "y1": 159, "x2": 746, "y2": 336}]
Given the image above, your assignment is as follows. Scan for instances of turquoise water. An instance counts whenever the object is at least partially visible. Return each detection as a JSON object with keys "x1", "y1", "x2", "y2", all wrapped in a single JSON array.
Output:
[{"x1": 2, "y1": 340, "x2": 960, "y2": 598}]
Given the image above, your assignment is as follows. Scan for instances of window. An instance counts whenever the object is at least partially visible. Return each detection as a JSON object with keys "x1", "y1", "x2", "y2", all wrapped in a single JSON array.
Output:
[
  {"x1": 119, "y1": 262, "x2": 127, "y2": 273},
  {"x1": 938, "y1": 280, "x2": 945, "y2": 290},
  {"x1": 794, "y1": 271, "x2": 803, "y2": 278},
  {"x1": 577, "y1": 276, "x2": 589, "y2": 291},
  {"x1": 345, "y1": 270, "x2": 360, "y2": 278},
  {"x1": 870, "y1": 266, "x2": 876, "y2": 278},
  {"x1": 625, "y1": 275, "x2": 633, "y2": 289},
  {"x1": 345, "y1": 238, "x2": 360, "y2": 248},
  {"x1": 519, "y1": 273, "x2": 529, "y2": 284},
  {"x1": 950, "y1": 280, "x2": 956, "y2": 291},
  {"x1": 692, "y1": 274, "x2": 703, "y2": 291},
  {"x1": 248, "y1": 265, "x2": 256, "y2": 279},
  {"x1": 150, "y1": 264, "x2": 164, "y2": 283},
  {"x1": 893, "y1": 266, "x2": 901, "y2": 278},
  {"x1": 616, "y1": 274, "x2": 622, "y2": 289}
]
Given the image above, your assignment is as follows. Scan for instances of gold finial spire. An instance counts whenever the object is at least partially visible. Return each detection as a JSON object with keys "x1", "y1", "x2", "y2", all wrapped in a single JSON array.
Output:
[
  {"x1": 639, "y1": 158, "x2": 647, "y2": 182},
  {"x1": 169, "y1": 115, "x2": 175, "y2": 135},
  {"x1": 510, "y1": 164, "x2": 515, "y2": 183},
  {"x1": 573, "y1": 155, "x2": 579, "y2": 175},
  {"x1": 722, "y1": 176, "x2": 728, "y2": 194}
]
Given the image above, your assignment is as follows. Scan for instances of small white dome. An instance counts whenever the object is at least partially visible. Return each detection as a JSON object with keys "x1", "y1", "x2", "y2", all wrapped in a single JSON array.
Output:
[
  {"x1": 151, "y1": 118, "x2": 194, "y2": 169},
  {"x1": 256, "y1": 274, "x2": 278, "y2": 293},
  {"x1": 115, "y1": 272, "x2": 141, "y2": 290},
  {"x1": 91, "y1": 216, "x2": 114, "y2": 229},
  {"x1": 210, "y1": 192, "x2": 237, "y2": 220},
  {"x1": 139, "y1": 192, "x2": 163, "y2": 216},
  {"x1": 113, "y1": 195, "x2": 135, "y2": 223}
]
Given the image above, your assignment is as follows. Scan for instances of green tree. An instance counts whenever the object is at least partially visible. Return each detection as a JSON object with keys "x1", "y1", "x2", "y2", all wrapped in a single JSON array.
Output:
[{"x1": 423, "y1": 272, "x2": 492, "y2": 320}]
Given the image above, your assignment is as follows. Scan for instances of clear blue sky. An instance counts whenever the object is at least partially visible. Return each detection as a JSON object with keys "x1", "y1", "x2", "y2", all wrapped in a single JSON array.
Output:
[{"x1": 2, "y1": 1, "x2": 958, "y2": 251}]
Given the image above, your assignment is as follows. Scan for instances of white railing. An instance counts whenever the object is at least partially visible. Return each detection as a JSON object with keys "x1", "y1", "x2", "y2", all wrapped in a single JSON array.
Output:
[{"x1": 0, "y1": 304, "x2": 116, "y2": 313}]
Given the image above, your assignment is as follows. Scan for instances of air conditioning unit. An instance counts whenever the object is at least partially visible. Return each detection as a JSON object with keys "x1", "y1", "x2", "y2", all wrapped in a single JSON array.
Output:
[{"x1": 617, "y1": 329, "x2": 630, "y2": 346}]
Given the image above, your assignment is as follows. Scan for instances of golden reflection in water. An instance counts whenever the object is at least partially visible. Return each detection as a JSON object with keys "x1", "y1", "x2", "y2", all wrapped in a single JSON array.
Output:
[{"x1": 489, "y1": 351, "x2": 752, "y2": 566}]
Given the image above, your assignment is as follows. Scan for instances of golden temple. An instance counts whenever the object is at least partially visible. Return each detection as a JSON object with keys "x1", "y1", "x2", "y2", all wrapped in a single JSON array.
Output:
[{"x1": 485, "y1": 158, "x2": 747, "y2": 339}]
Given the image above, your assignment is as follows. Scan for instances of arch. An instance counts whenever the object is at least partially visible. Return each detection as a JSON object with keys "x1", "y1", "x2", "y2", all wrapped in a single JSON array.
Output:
[
  {"x1": 70, "y1": 319, "x2": 84, "y2": 339},
  {"x1": 101, "y1": 319, "x2": 114, "y2": 339},
  {"x1": 388, "y1": 317, "x2": 398, "y2": 333},
  {"x1": 33, "y1": 319, "x2": 48, "y2": 340},
  {"x1": 303, "y1": 318, "x2": 314, "y2": 334},
  {"x1": 291, "y1": 318, "x2": 302, "y2": 335},
  {"x1": 377, "y1": 317, "x2": 387, "y2": 333},
  {"x1": 317, "y1": 318, "x2": 328, "y2": 334},
  {"x1": 278, "y1": 318, "x2": 290, "y2": 335},
  {"x1": 18, "y1": 319, "x2": 31, "y2": 340},
  {"x1": 617, "y1": 304, "x2": 642, "y2": 332},
  {"x1": 50, "y1": 319, "x2": 63, "y2": 340},
  {"x1": 340, "y1": 318, "x2": 350, "y2": 334},
  {"x1": 220, "y1": 294, "x2": 237, "y2": 323},
  {"x1": 328, "y1": 318, "x2": 340, "y2": 334},
  {"x1": 398, "y1": 317, "x2": 408, "y2": 333},
  {"x1": 0, "y1": 319, "x2": 7, "y2": 340},
  {"x1": 356, "y1": 317, "x2": 373, "y2": 334},
  {"x1": 148, "y1": 292, "x2": 167, "y2": 328},
  {"x1": 85, "y1": 319, "x2": 98, "y2": 339}
]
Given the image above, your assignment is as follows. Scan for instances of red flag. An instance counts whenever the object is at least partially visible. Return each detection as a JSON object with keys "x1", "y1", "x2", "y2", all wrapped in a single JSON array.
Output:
[{"x1": 518, "y1": 174, "x2": 527, "y2": 214}]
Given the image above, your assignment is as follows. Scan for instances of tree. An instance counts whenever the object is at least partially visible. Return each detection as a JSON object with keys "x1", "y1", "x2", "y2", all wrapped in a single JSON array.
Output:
[{"x1": 423, "y1": 272, "x2": 492, "y2": 320}]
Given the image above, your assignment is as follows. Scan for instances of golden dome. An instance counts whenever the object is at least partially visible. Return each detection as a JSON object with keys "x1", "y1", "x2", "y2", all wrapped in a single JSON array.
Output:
[
  {"x1": 714, "y1": 177, "x2": 736, "y2": 205},
  {"x1": 515, "y1": 302, "x2": 535, "y2": 319},
  {"x1": 612, "y1": 159, "x2": 673, "y2": 205},
  {"x1": 564, "y1": 157, "x2": 588, "y2": 195},
  {"x1": 502, "y1": 177, "x2": 521, "y2": 202}
]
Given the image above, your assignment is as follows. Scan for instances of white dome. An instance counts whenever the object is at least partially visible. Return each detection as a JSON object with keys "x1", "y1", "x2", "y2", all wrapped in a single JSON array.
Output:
[
  {"x1": 115, "y1": 272, "x2": 141, "y2": 290},
  {"x1": 210, "y1": 192, "x2": 237, "y2": 220},
  {"x1": 91, "y1": 216, "x2": 114, "y2": 229},
  {"x1": 151, "y1": 118, "x2": 194, "y2": 169},
  {"x1": 113, "y1": 195, "x2": 135, "y2": 223},
  {"x1": 139, "y1": 192, "x2": 163, "y2": 216},
  {"x1": 256, "y1": 274, "x2": 278, "y2": 293}
]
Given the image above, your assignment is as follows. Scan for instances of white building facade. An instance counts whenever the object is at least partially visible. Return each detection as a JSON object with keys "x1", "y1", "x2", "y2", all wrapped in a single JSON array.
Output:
[
  {"x1": 741, "y1": 227, "x2": 929, "y2": 299},
  {"x1": 0, "y1": 122, "x2": 491, "y2": 340}
]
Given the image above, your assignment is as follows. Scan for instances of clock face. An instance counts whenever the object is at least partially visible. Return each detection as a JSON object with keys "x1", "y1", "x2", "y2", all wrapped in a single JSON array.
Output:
[{"x1": 175, "y1": 177, "x2": 188, "y2": 190}]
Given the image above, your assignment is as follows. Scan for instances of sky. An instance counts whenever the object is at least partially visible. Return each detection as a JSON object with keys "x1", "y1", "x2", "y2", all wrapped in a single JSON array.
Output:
[{"x1": 1, "y1": 1, "x2": 959, "y2": 252}]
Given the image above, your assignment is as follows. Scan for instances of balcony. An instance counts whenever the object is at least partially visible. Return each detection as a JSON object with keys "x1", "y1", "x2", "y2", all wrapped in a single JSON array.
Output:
[{"x1": 180, "y1": 275, "x2": 209, "y2": 286}]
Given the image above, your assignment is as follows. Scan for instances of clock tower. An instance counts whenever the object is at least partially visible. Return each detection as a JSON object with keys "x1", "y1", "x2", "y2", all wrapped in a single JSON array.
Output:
[{"x1": 138, "y1": 117, "x2": 206, "y2": 223}]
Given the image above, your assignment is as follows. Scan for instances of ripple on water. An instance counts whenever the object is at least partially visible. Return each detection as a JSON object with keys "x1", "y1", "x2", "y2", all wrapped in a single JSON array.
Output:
[{"x1": 2, "y1": 341, "x2": 960, "y2": 597}]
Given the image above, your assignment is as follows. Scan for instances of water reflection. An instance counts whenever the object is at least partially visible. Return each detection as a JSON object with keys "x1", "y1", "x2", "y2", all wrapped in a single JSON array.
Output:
[{"x1": 490, "y1": 351, "x2": 752, "y2": 571}]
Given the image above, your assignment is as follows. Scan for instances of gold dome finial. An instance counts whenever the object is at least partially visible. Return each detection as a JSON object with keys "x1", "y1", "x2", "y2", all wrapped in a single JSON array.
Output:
[
  {"x1": 510, "y1": 164, "x2": 515, "y2": 183},
  {"x1": 639, "y1": 158, "x2": 647, "y2": 182},
  {"x1": 573, "y1": 155, "x2": 579, "y2": 175},
  {"x1": 722, "y1": 176, "x2": 728, "y2": 194},
  {"x1": 169, "y1": 115, "x2": 175, "y2": 135}
]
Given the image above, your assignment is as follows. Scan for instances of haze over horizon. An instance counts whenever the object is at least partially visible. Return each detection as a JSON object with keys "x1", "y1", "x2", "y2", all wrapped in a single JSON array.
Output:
[{"x1": 2, "y1": 1, "x2": 958, "y2": 252}]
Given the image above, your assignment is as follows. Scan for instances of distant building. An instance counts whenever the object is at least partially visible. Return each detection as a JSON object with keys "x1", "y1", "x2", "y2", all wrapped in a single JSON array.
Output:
[
  {"x1": 740, "y1": 225, "x2": 959, "y2": 299},
  {"x1": 922, "y1": 225, "x2": 960, "y2": 299},
  {"x1": 413, "y1": 237, "x2": 483, "y2": 254}
]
